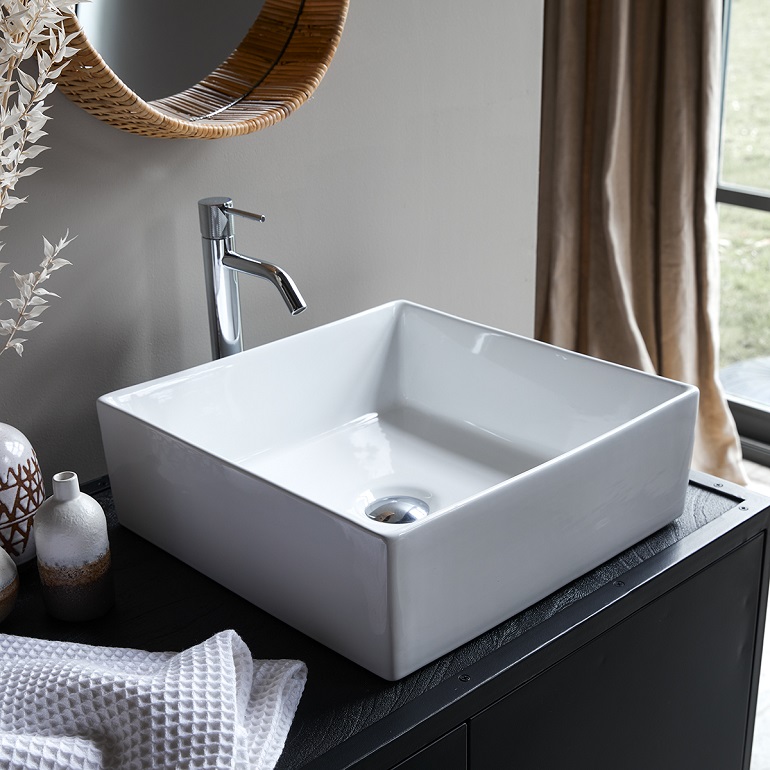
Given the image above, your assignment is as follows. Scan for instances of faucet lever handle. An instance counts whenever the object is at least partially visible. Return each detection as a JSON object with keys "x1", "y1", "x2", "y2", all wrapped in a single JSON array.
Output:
[
  {"x1": 227, "y1": 207, "x2": 266, "y2": 224},
  {"x1": 198, "y1": 197, "x2": 266, "y2": 239}
]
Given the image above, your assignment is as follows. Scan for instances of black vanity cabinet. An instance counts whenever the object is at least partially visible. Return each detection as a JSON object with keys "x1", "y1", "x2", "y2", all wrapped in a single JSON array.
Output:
[
  {"x1": 470, "y1": 534, "x2": 763, "y2": 769},
  {"x1": 4, "y1": 471, "x2": 769, "y2": 770}
]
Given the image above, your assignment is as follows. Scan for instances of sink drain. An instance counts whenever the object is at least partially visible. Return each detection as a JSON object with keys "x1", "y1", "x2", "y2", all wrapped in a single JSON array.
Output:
[{"x1": 364, "y1": 495, "x2": 430, "y2": 524}]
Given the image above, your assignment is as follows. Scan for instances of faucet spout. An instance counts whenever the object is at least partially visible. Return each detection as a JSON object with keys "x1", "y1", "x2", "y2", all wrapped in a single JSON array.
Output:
[
  {"x1": 198, "y1": 196, "x2": 307, "y2": 359},
  {"x1": 221, "y1": 251, "x2": 306, "y2": 316}
]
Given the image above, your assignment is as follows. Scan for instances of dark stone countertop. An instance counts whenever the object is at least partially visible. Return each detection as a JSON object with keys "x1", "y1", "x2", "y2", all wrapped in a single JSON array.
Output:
[{"x1": 1, "y1": 472, "x2": 762, "y2": 768}]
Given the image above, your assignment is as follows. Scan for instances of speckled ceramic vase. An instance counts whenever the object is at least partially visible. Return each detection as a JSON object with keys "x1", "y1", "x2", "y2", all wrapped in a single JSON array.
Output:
[
  {"x1": 0, "y1": 422, "x2": 45, "y2": 564},
  {"x1": 0, "y1": 546, "x2": 18, "y2": 622},
  {"x1": 35, "y1": 471, "x2": 114, "y2": 621}
]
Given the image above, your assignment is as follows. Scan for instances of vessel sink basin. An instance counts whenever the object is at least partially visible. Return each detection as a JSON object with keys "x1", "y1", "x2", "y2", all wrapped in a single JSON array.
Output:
[{"x1": 98, "y1": 301, "x2": 698, "y2": 679}]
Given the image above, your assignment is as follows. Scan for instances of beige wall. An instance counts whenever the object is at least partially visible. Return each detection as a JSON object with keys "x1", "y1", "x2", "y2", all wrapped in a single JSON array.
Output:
[{"x1": 1, "y1": 1, "x2": 544, "y2": 483}]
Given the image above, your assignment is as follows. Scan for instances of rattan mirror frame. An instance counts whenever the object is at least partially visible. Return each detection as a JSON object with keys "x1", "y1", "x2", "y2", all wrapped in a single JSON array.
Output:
[{"x1": 56, "y1": 0, "x2": 349, "y2": 139}]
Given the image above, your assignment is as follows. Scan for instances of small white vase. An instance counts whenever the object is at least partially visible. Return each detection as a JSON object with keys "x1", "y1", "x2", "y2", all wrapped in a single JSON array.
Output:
[
  {"x1": 0, "y1": 421, "x2": 45, "y2": 564},
  {"x1": 35, "y1": 471, "x2": 114, "y2": 621},
  {"x1": 0, "y1": 547, "x2": 18, "y2": 623}
]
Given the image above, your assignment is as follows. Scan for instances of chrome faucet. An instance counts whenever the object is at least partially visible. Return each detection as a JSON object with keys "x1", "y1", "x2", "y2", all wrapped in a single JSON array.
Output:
[{"x1": 198, "y1": 196, "x2": 306, "y2": 359}]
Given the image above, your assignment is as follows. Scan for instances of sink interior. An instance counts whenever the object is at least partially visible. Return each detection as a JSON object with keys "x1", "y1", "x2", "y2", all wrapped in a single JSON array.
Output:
[
  {"x1": 247, "y1": 404, "x2": 540, "y2": 521},
  {"x1": 113, "y1": 301, "x2": 689, "y2": 528}
]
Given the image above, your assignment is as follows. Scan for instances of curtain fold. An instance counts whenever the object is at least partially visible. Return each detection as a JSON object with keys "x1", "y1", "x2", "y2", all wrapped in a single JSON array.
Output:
[{"x1": 536, "y1": 0, "x2": 747, "y2": 484}]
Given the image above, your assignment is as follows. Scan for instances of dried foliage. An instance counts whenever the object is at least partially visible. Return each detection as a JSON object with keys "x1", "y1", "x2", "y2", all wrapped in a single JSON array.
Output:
[{"x1": 0, "y1": 0, "x2": 77, "y2": 358}]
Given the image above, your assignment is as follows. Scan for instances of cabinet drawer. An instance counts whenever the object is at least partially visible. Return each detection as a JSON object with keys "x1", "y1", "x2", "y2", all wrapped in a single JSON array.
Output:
[{"x1": 393, "y1": 724, "x2": 467, "y2": 769}]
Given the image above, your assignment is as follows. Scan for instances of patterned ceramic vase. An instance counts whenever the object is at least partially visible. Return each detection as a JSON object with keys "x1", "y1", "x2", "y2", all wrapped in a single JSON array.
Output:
[{"x1": 0, "y1": 422, "x2": 45, "y2": 564}]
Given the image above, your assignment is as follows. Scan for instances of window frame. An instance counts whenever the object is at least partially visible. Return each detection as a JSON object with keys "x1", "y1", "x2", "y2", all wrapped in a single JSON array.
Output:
[{"x1": 717, "y1": 0, "x2": 770, "y2": 463}]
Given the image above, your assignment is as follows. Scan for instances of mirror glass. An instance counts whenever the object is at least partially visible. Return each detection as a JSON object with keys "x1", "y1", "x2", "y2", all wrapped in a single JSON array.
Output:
[
  {"x1": 60, "y1": 0, "x2": 348, "y2": 139},
  {"x1": 77, "y1": 0, "x2": 265, "y2": 102}
]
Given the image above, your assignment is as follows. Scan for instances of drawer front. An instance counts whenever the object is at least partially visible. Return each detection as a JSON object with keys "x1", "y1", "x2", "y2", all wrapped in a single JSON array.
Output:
[{"x1": 393, "y1": 724, "x2": 467, "y2": 769}]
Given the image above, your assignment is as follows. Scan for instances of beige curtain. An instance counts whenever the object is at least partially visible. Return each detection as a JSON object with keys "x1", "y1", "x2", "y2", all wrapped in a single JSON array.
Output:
[{"x1": 536, "y1": 0, "x2": 747, "y2": 485}]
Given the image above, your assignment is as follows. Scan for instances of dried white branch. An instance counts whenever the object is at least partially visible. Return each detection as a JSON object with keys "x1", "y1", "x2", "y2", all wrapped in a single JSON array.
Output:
[
  {"x1": 0, "y1": 229, "x2": 73, "y2": 356},
  {"x1": 0, "y1": 1, "x2": 78, "y2": 359}
]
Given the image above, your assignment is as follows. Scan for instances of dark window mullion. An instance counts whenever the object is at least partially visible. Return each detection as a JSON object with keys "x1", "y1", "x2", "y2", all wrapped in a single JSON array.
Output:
[{"x1": 717, "y1": 184, "x2": 770, "y2": 212}]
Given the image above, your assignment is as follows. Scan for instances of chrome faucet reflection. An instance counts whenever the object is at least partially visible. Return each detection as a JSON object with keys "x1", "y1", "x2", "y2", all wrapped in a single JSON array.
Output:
[{"x1": 198, "y1": 196, "x2": 306, "y2": 359}]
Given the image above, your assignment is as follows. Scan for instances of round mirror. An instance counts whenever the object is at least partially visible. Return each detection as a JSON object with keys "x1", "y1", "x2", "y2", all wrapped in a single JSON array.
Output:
[{"x1": 57, "y1": 0, "x2": 349, "y2": 139}]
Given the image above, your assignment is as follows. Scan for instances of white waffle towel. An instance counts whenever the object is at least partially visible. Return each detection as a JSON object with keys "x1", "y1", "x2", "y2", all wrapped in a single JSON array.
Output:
[{"x1": 0, "y1": 629, "x2": 307, "y2": 770}]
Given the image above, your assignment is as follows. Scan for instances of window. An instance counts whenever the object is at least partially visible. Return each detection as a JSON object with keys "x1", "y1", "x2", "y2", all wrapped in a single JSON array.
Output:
[{"x1": 717, "y1": 0, "x2": 770, "y2": 464}]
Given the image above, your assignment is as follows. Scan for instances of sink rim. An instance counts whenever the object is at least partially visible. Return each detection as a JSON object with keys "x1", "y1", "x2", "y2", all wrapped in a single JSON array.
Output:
[{"x1": 99, "y1": 299, "x2": 698, "y2": 539}]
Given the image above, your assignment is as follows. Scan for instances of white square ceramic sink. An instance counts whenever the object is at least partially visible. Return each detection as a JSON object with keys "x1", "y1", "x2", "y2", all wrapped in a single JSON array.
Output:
[{"x1": 98, "y1": 301, "x2": 698, "y2": 679}]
